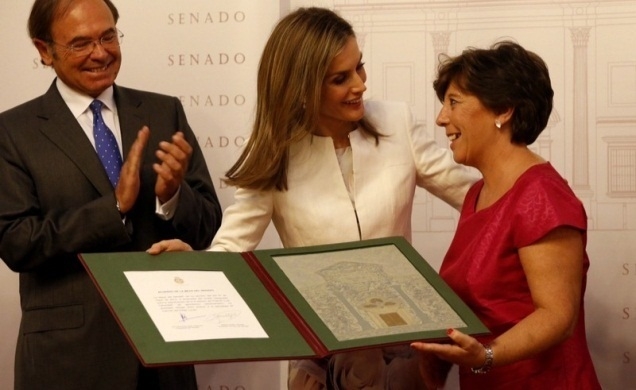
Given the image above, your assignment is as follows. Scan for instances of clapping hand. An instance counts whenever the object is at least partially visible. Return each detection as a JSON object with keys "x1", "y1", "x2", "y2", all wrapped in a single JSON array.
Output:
[
  {"x1": 115, "y1": 127, "x2": 150, "y2": 213},
  {"x1": 153, "y1": 131, "x2": 192, "y2": 204}
]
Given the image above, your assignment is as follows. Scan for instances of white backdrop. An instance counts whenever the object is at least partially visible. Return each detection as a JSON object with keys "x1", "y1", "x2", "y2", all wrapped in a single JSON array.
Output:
[{"x1": 1, "y1": 1, "x2": 635, "y2": 389}]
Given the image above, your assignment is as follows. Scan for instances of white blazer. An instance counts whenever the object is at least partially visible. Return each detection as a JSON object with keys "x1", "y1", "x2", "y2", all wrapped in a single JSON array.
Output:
[{"x1": 210, "y1": 100, "x2": 478, "y2": 251}]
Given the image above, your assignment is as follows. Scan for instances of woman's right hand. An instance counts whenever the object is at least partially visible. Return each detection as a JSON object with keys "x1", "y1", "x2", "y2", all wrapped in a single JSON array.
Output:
[{"x1": 146, "y1": 239, "x2": 193, "y2": 254}]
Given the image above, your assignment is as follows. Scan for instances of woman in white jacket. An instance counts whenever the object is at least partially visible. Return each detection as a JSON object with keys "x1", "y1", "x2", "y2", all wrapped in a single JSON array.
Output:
[{"x1": 150, "y1": 7, "x2": 478, "y2": 389}]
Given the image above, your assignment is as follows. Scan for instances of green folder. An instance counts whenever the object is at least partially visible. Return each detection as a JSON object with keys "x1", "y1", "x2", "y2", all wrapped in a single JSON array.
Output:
[{"x1": 79, "y1": 236, "x2": 488, "y2": 367}]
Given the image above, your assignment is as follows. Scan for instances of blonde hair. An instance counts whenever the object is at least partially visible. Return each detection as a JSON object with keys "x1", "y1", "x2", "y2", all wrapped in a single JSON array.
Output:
[{"x1": 225, "y1": 7, "x2": 379, "y2": 191}]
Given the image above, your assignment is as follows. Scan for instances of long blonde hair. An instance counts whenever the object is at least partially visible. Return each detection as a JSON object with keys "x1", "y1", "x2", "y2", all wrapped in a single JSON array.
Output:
[{"x1": 224, "y1": 7, "x2": 379, "y2": 191}]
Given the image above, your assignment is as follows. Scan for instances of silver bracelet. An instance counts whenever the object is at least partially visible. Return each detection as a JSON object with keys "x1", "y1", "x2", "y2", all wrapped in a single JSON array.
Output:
[{"x1": 471, "y1": 344, "x2": 494, "y2": 374}]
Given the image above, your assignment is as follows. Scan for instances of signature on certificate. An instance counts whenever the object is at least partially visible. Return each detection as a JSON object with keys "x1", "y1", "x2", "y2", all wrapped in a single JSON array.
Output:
[{"x1": 179, "y1": 311, "x2": 242, "y2": 324}]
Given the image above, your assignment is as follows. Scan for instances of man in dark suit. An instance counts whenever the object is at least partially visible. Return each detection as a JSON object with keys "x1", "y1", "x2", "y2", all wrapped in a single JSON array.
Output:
[{"x1": 0, "y1": 0, "x2": 222, "y2": 389}]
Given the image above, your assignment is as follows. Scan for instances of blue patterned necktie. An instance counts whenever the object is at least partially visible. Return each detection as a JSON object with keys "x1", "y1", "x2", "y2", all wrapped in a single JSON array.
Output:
[{"x1": 90, "y1": 100, "x2": 122, "y2": 187}]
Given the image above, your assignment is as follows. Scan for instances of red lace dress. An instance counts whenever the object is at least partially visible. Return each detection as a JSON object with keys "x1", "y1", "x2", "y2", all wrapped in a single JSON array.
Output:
[{"x1": 440, "y1": 163, "x2": 601, "y2": 389}]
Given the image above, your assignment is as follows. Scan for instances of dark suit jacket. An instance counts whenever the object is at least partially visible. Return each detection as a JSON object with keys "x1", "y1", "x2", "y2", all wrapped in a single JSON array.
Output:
[{"x1": 0, "y1": 81, "x2": 222, "y2": 390}]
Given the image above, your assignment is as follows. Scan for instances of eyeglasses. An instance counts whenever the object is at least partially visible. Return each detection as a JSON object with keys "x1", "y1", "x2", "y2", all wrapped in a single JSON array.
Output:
[{"x1": 50, "y1": 29, "x2": 124, "y2": 58}]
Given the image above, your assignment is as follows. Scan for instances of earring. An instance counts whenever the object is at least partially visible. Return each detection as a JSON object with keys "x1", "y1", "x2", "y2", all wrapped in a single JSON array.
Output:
[{"x1": 495, "y1": 120, "x2": 502, "y2": 129}]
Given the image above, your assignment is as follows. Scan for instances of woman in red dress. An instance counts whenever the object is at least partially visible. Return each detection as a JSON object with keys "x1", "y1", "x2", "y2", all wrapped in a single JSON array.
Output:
[{"x1": 411, "y1": 41, "x2": 601, "y2": 389}]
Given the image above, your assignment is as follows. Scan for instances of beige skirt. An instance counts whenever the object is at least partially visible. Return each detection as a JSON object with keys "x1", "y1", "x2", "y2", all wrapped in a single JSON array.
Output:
[{"x1": 287, "y1": 346, "x2": 426, "y2": 390}]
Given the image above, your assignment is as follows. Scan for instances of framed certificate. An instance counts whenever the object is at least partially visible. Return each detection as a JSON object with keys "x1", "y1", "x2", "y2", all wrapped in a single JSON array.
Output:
[{"x1": 80, "y1": 236, "x2": 488, "y2": 366}]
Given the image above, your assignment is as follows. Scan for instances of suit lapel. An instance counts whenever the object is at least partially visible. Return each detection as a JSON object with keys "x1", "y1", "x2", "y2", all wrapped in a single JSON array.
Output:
[
  {"x1": 113, "y1": 85, "x2": 145, "y2": 157},
  {"x1": 37, "y1": 82, "x2": 114, "y2": 195}
]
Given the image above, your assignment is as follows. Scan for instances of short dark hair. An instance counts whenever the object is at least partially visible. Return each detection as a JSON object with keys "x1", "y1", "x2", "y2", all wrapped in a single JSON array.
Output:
[
  {"x1": 28, "y1": 0, "x2": 119, "y2": 42},
  {"x1": 433, "y1": 41, "x2": 554, "y2": 145}
]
